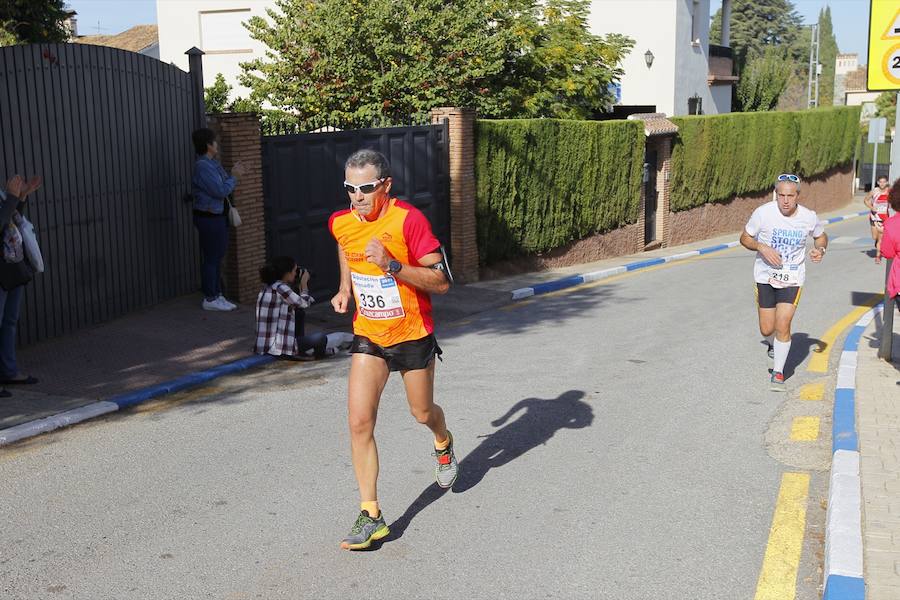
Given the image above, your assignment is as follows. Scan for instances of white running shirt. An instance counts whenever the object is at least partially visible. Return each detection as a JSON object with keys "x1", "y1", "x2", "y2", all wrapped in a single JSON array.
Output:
[{"x1": 744, "y1": 201, "x2": 824, "y2": 287}]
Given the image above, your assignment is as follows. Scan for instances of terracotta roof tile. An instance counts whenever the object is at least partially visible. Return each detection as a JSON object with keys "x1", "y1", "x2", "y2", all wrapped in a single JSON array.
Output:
[
  {"x1": 75, "y1": 25, "x2": 158, "y2": 53},
  {"x1": 627, "y1": 112, "x2": 679, "y2": 137}
]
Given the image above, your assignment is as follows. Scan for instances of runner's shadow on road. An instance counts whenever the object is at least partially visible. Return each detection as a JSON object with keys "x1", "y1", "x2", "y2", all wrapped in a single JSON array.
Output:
[
  {"x1": 785, "y1": 333, "x2": 825, "y2": 378},
  {"x1": 382, "y1": 390, "x2": 594, "y2": 546}
]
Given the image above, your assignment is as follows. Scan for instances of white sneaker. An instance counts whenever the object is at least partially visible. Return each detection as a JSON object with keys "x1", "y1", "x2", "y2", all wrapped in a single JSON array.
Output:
[
  {"x1": 217, "y1": 295, "x2": 238, "y2": 310},
  {"x1": 202, "y1": 298, "x2": 230, "y2": 311}
]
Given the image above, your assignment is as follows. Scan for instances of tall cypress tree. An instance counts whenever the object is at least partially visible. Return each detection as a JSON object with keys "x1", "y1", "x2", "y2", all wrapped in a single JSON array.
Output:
[
  {"x1": 710, "y1": 0, "x2": 804, "y2": 73},
  {"x1": 816, "y1": 6, "x2": 839, "y2": 107}
]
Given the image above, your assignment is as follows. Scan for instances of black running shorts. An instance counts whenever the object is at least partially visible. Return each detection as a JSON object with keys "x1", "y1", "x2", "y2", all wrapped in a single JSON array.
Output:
[
  {"x1": 350, "y1": 334, "x2": 442, "y2": 372},
  {"x1": 756, "y1": 283, "x2": 802, "y2": 309}
]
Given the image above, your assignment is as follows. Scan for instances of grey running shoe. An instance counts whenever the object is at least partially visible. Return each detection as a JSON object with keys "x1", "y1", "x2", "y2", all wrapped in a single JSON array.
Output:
[
  {"x1": 770, "y1": 371, "x2": 786, "y2": 392},
  {"x1": 433, "y1": 431, "x2": 459, "y2": 489},
  {"x1": 340, "y1": 510, "x2": 389, "y2": 550},
  {"x1": 767, "y1": 344, "x2": 774, "y2": 360}
]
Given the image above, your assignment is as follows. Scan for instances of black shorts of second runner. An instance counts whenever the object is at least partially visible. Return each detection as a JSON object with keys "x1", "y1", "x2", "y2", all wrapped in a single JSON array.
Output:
[
  {"x1": 756, "y1": 283, "x2": 802, "y2": 309},
  {"x1": 350, "y1": 334, "x2": 443, "y2": 372}
]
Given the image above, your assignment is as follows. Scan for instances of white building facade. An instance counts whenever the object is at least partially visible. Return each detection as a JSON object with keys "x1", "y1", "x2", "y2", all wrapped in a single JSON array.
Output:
[
  {"x1": 157, "y1": 0, "x2": 274, "y2": 98},
  {"x1": 590, "y1": 0, "x2": 734, "y2": 116}
]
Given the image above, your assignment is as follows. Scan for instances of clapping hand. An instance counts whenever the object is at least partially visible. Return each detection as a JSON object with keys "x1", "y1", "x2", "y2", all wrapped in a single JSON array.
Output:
[
  {"x1": 5, "y1": 175, "x2": 41, "y2": 200},
  {"x1": 231, "y1": 161, "x2": 247, "y2": 179}
]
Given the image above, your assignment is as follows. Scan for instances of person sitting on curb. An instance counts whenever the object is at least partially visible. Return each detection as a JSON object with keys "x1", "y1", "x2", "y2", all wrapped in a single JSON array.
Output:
[{"x1": 254, "y1": 256, "x2": 327, "y2": 360}]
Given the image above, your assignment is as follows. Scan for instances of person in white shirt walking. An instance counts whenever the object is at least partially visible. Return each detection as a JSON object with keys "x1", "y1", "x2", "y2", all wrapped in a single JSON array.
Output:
[{"x1": 740, "y1": 174, "x2": 828, "y2": 391}]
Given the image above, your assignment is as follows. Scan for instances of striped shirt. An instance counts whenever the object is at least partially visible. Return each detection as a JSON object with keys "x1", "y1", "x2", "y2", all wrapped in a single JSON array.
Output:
[{"x1": 254, "y1": 281, "x2": 314, "y2": 356}]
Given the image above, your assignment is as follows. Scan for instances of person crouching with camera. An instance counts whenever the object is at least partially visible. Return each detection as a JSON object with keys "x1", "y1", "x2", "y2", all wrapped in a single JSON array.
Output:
[{"x1": 255, "y1": 256, "x2": 327, "y2": 360}]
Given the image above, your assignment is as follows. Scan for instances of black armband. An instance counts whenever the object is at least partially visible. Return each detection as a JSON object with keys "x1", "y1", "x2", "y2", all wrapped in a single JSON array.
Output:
[{"x1": 430, "y1": 246, "x2": 454, "y2": 284}]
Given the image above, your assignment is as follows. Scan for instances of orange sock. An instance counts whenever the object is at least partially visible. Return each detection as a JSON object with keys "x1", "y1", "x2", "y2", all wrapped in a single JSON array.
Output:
[
  {"x1": 360, "y1": 501, "x2": 380, "y2": 518},
  {"x1": 434, "y1": 434, "x2": 450, "y2": 450}
]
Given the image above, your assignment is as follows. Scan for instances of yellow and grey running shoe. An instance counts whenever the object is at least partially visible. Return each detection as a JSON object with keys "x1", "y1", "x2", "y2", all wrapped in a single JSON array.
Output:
[
  {"x1": 433, "y1": 431, "x2": 459, "y2": 489},
  {"x1": 340, "y1": 510, "x2": 389, "y2": 550}
]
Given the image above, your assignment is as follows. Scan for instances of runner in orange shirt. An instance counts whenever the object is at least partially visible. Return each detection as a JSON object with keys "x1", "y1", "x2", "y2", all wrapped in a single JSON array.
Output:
[{"x1": 329, "y1": 149, "x2": 457, "y2": 550}]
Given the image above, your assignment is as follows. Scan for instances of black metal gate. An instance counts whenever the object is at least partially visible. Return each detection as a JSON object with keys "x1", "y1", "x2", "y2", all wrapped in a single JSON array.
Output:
[
  {"x1": 0, "y1": 43, "x2": 202, "y2": 345},
  {"x1": 644, "y1": 149, "x2": 658, "y2": 245},
  {"x1": 261, "y1": 122, "x2": 450, "y2": 298}
]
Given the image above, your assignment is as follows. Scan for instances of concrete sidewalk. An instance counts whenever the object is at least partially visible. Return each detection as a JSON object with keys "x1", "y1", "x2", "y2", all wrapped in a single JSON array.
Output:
[
  {"x1": 0, "y1": 284, "x2": 511, "y2": 431},
  {"x1": 857, "y1": 308, "x2": 900, "y2": 600},
  {"x1": 0, "y1": 196, "x2": 869, "y2": 436}
]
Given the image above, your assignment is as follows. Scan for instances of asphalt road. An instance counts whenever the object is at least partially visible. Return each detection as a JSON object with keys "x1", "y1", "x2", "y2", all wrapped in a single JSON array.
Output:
[{"x1": 0, "y1": 217, "x2": 884, "y2": 600}]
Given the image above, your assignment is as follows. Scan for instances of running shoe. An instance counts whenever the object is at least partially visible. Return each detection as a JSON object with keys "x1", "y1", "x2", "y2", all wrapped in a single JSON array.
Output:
[
  {"x1": 340, "y1": 510, "x2": 389, "y2": 550},
  {"x1": 770, "y1": 371, "x2": 786, "y2": 391},
  {"x1": 767, "y1": 344, "x2": 774, "y2": 360},
  {"x1": 433, "y1": 431, "x2": 459, "y2": 489}
]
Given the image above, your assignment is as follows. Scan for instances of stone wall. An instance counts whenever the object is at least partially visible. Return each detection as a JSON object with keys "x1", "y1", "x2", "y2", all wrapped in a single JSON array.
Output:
[{"x1": 666, "y1": 164, "x2": 853, "y2": 247}]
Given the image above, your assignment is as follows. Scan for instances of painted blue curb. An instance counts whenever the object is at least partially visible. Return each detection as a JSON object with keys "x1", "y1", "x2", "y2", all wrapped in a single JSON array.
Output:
[
  {"x1": 511, "y1": 241, "x2": 741, "y2": 300},
  {"x1": 822, "y1": 304, "x2": 882, "y2": 598},
  {"x1": 529, "y1": 275, "x2": 591, "y2": 296},
  {"x1": 826, "y1": 210, "x2": 870, "y2": 225},
  {"x1": 109, "y1": 355, "x2": 274, "y2": 409},
  {"x1": 509, "y1": 209, "x2": 868, "y2": 301},
  {"x1": 823, "y1": 574, "x2": 865, "y2": 600},
  {"x1": 625, "y1": 257, "x2": 667, "y2": 271},
  {"x1": 698, "y1": 243, "x2": 730, "y2": 254},
  {"x1": 0, "y1": 354, "x2": 276, "y2": 446},
  {"x1": 832, "y1": 388, "x2": 858, "y2": 453}
]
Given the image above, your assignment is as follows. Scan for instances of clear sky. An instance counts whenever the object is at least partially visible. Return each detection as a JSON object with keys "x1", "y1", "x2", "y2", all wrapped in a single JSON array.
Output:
[
  {"x1": 711, "y1": 0, "x2": 872, "y2": 62},
  {"x1": 67, "y1": 0, "x2": 157, "y2": 37},
  {"x1": 73, "y1": 0, "x2": 871, "y2": 63}
]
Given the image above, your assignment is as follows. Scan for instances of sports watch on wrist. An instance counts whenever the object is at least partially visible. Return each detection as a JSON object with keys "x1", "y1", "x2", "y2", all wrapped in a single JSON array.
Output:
[{"x1": 387, "y1": 259, "x2": 403, "y2": 275}]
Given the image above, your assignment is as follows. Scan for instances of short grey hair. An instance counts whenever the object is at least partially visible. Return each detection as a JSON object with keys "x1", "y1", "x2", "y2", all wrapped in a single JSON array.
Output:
[{"x1": 345, "y1": 149, "x2": 391, "y2": 179}]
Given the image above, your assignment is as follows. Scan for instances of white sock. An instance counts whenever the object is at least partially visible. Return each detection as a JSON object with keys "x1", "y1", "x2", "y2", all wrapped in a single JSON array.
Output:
[{"x1": 773, "y1": 338, "x2": 791, "y2": 374}]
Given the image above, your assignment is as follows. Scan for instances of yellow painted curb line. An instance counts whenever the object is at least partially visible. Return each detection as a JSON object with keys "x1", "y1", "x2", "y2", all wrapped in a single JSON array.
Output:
[
  {"x1": 807, "y1": 297, "x2": 881, "y2": 373},
  {"x1": 789, "y1": 417, "x2": 821, "y2": 441},
  {"x1": 754, "y1": 472, "x2": 811, "y2": 600},
  {"x1": 798, "y1": 382, "x2": 825, "y2": 401}
]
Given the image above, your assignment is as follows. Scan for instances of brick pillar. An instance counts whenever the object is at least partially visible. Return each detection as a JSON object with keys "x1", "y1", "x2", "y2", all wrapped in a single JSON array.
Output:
[
  {"x1": 657, "y1": 136, "x2": 673, "y2": 248},
  {"x1": 430, "y1": 107, "x2": 479, "y2": 283},
  {"x1": 207, "y1": 113, "x2": 266, "y2": 305}
]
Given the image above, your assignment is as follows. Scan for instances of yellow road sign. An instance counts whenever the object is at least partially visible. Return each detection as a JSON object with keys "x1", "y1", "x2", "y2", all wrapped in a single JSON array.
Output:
[{"x1": 868, "y1": 1, "x2": 900, "y2": 90}]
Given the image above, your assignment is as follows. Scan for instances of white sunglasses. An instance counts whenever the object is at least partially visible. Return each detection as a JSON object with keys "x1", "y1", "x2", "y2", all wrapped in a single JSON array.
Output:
[{"x1": 343, "y1": 179, "x2": 385, "y2": 194}]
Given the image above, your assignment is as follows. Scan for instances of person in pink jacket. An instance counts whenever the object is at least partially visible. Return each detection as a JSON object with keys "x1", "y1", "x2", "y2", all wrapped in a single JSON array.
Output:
[{"x1": 878, "y1": 178, "x2": 900, "y2": 312}]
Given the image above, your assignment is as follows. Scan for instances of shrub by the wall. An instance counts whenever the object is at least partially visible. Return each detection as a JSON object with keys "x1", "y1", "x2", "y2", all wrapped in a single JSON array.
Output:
[
  {"x1": 669, "y1": 106, "x2": 860, "y2": 211},
  {"x1": 475, "y1": 118, "x2": 644, "y2": 265}
]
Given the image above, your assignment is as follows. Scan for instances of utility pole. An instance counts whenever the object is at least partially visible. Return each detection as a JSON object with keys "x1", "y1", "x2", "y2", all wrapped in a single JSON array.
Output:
[
  {"x1": 814, "y1": 23, "x2": 821, "y2": 107},
  {"x1": 807, "y1": 23, "x2": 820, "y2": 108}
]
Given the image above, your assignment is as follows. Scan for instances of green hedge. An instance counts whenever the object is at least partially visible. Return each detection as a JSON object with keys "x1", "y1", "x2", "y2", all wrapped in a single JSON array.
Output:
[
  {"x1": 475, "y1": 118, "x2": 644, "y2": 265},
  {"x1": 669, "y1": 106, "x2": 860, "y2": 211}
]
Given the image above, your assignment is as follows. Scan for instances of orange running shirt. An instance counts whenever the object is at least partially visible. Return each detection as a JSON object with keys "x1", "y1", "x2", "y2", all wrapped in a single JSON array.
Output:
[{"x1": 329, "y1": 199, "x2": 441, "y2": 347}]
